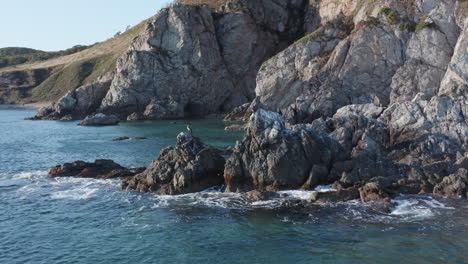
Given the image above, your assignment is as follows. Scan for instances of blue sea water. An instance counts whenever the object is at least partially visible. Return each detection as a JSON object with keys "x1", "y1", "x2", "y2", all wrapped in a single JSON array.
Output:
[{"x1": 0, "y1": 108, "x2": 467, "y2": 264}]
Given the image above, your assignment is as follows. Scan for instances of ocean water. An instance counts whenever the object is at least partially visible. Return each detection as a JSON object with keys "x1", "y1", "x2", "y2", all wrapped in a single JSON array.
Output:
[{"x1": 0, "y1": 108, "x2": 467, "y2": 264}]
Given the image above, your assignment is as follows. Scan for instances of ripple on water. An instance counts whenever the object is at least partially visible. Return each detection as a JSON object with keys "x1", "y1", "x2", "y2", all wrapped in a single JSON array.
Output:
[{"x1": 1, "y1": 170, "x2": 464, "y2": 226}]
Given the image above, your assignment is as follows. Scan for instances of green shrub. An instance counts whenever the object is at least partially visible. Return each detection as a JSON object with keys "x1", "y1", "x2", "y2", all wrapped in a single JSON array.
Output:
[
  {"x1": 367, "y1": 17, "x2": 380, "y2": 26},
  {"x1": 387, "y1": 11, "x2": 398, "y2": 24},
  {"x1": 379, "y1": 7, "x2": 391, "y2": 15},
  {"x1": 415, "y1": 21, "x2": 435, "y2": 32},
  {"x1": 399, "y1": 24, "x2": 409, "y2": 31}
]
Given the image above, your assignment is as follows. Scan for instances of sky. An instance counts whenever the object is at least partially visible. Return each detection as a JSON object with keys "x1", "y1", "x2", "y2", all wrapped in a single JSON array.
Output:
[{"x1": 0, "y1": 0, "x2": 171, "y2": 51}]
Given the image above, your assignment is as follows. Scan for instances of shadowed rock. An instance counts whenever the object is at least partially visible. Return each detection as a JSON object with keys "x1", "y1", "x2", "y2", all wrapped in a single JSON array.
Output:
[
  {"x1": 122, "y1": 132, "x2": 225, "y2": 195},
  {"x1": 78, "y1": 113, "x2": 120, "y2": 126},
  {"x1": 49, "y1": 160, "x2": 144, "y2": 179},
  {"x1": 224, "y1": 109, "x2": 348, "y2": 192},
  {"x1": 433, "y1": 169, "x2": 467, "y2": 197}
]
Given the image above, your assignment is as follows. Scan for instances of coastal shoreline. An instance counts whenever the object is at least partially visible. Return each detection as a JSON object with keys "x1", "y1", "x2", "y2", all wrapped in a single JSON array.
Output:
[{"x1": 0, "y1": 102, "x2": 50, "y2": 110}]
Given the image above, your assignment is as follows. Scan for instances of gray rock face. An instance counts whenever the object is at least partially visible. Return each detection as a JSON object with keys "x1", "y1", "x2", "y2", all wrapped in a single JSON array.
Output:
[
  {"x1": 255, "y1": 16, "x2": 353, "y2": 114},
  {"x1": 254, "y1": 1, "x2": 465, "y2": 124},
  {"x1": 30, "y1": 73, "x2": 114, "y2": 120},
  {"x1": 379, "y1": 96, "x2": 468, "y2": 146},
  {"x1": 433, "y1": 168, "x2": 467, "y2": 197},
  {"x1": 100, "y1": 5, "x2": 234, "y2": 118},
  {"x1": 78, "y1": 113, "x2": 120, "y2": 126},
  {"x1": 333, "y1": 103, "x2": 385, "y2": 119},
  {"x1": 122, "y1": 132, "x2": 225, "y2": 195},
  {"x1": 224, "y1": 109, "x2": 348, "y2": 192},
  {"x1": 438, "y1": 18, "x2": 468, "y2": 99},
  {"x1": 99, "y1": 1, "x2": 307, "y2": 119}
]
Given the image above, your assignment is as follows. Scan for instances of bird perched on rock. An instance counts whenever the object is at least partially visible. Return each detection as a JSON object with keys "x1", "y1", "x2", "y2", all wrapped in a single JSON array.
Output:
[{"x1": 187, "y1": 124, "x2": 193, "y2": 136}]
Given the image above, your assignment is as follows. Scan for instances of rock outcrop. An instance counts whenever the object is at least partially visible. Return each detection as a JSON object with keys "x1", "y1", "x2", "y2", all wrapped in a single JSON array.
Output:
[
  {"x1": 0, "y1": 68, "x2": 52, "y2": 104},
  {"x1": 253, "y1": 0, "x2": 466, "y2": 124},
  {"x1": 49, "y1": 159, "x2": 144, "y2": 179},
  {"x1": 98, "y1": 0, "x2": 307, "y2": 120},
  {"x1": 224, "y1": 109, "x2": 348, "y2": 192},
  {"x1": 78, "y1": 113, "x2": 120, "y2": 126},
  {"x1": 224, "y1": 108, "x2": 467, "y2": 202},
  {"x1": 433, "y1": 168, "x2": 467, "y2": 197},
  {"x1": 122, "y1": 132, "x2": 225, "y2": 195},
  {"x1": 29, "y1": 73, "x2": 114, "y2": 120}
]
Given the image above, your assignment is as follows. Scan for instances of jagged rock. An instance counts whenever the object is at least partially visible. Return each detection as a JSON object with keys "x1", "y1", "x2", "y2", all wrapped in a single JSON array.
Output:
[
  {"x1": 333, "y1": 103, "x2": 385, "y2": 119},
  {"x1": 224, "y1": 103, "x2": 250, "y2": 122},
  {"x1": 142, "y1": 98, "x2": 185, "y2": 120},
  {"x1": 122, "y1": 133, "x2": 225, "y2": 195},
  {"x1": 387, "y1": 134, "x2": 461, "y2": 167},
  {"x1": 308, "y1": 188, "x2": 360, "y2": 203},
  {"x1": 433, "y1": 168, "x2": 468, "y2": 197},
  {"x1": 438, "y1": 19, "x2": 467, "y2": 99},
  {"x1": 49, "y1": 160, "x2": 144, "y2": 179},
  {"x1": 244, "y1": 190, "x2": 279, "y2": 202},
  {"x1": 78, "y1": 113, "x2": 120, "y2": 126},
  {"x1": 224, "y1": 98, "x2": 264, "y2": 122},
  {"x1": 310, "y1": 114, "x2": 389, "y2": 158},
  {"x1": 359, "y1": 182, "x2": 392, "y2": 203},
  {"x1": 255, "y1": 16, "x2": 353, "y2": 115},
  {"x1": 379, "y1": 96, "x2": 468, "y2": 146},
  {"x1": 30, "y1": 73, "x2": 114, "y2": 120},
  {"x1": 224, "y1": 109, "x2": 348, "y2": 192},
  {"x1": 99, "y1": 1, "x2": 306, "y2": 119},
  {"x1": 224, "y1": 124, "x2": 247, "y2": 132}
]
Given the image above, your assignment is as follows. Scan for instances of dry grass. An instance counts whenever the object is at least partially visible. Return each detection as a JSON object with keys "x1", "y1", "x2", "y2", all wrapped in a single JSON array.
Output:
[{"x1": 0, "y1": 20, "x2": 148, "y2": 73}]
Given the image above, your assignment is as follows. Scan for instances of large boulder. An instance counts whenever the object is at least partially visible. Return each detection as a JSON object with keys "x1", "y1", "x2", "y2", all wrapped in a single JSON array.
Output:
[
  {"x1": 122, "y1": 133, "x2": 226, "y2": 195},
  {"x1": 224, "y1": 109, "x2": 348, "y2": 192},
  {"x1": 433, "y1": 168, "x2": 468, "y2": 197},
  {"x1": 78, "y1": 113, "x2": 120, "y2": 126},
  {"x1": 49, "y1": 159, "x2": 144, "y2": 179}
]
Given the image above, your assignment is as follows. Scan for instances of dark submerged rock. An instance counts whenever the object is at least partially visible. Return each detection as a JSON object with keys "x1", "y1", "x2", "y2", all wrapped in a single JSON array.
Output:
[
  {"x1": 112, "y1": 137, "x2": 130, "y2": 141},
  {"x1": 48, "y1": 159, "x2": 144, "y2": 179}
]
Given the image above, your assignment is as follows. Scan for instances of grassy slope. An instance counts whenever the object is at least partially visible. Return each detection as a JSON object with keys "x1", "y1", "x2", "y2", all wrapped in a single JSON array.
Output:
[{"x1": 0, "y1": 20, "x2": 148, "y2": 102}]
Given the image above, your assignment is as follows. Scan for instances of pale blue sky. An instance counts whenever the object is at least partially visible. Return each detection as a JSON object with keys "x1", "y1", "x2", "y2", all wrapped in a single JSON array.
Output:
[{"x1": 0, "y1": 0, "x2": 170, "y2": 51}]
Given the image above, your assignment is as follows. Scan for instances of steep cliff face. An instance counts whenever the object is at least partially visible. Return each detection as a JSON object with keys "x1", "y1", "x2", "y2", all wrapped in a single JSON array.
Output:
[
  {"x1": 97, "y1": 0, "x2": 307, "y2": 119},
  {"x1": 254, "y1": 0, "x2": 466, "y2": 122}
]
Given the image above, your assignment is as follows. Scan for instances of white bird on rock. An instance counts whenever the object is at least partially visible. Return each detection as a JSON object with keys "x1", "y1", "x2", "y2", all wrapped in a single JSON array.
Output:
[{"x1": 187, "y1": 124, "x2": 193, "y2": 135}]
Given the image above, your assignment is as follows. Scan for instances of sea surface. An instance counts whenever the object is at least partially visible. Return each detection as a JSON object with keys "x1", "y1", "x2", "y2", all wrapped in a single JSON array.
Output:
[{"x1": 0, "y1": 108, "x2": 467, "y2": 264}]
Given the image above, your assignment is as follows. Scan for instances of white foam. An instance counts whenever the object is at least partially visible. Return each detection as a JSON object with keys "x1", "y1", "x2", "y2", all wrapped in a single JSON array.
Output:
[
  {"x1": 314, "y1": 184, "x2": 336, "y2": 193},
  {"x1": 50, "y1": 187, "x2": 98, "y2": 200},
  {"x1": 390, "y1": 196, "x2": 454, "y2": 221},
  {"x1": 149, "y1": 190, "x2": 246, "y2": 209},
  {"x1": 277, "y1": 190, "x2": 314, "y2": 200}
]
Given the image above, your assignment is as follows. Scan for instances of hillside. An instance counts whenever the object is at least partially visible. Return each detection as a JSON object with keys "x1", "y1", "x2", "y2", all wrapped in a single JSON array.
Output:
[
  {"x1": 0, "y1": 20, "x2": 148, "y2": 103},
  {"x1": 0, "y1": 47, "x2": 43, "y2": 57}
]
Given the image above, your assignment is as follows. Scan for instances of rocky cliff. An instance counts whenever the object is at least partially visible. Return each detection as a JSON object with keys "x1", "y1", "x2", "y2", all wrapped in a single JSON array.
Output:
[{"x1": 21, "y1": 0, "x2": 468, "y2": 198}]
